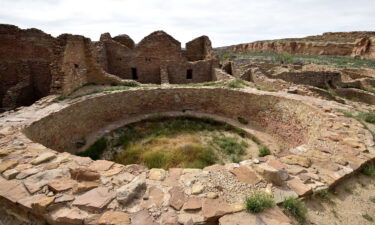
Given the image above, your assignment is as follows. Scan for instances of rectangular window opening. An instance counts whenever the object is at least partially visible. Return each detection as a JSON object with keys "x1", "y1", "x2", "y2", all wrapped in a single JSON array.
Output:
[
  {"x1": 131, "y1": 67, "x2": 138, "y2": 80},
  {"x1": 186, "y1": 69, "x2": 193, "y2": 79}
]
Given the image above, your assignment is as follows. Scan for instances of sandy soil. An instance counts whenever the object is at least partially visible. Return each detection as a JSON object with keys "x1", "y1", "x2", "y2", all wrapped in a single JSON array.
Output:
[{"x1": 302, "y1": 174, "x2": 375, "y2": 225}]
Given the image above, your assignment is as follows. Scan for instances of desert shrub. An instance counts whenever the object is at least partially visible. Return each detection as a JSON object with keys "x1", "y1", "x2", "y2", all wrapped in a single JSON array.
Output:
[
  {"x1": 362, "y1": 214, "x2": 374, "y2": 222},
  {"x1": 77, "y1": 137, "x2": 107, "y2": 160},
  {"x1": 245, "y1": 191, "x2": 275, "y2": 213},
  {"x1": 357, "y1": 111, "x2": 375, "y2": 124},
  {"x1": 258, "y1": 145, "x2": 271, "y2": 157},
  {"x1": 274, "y1": 53, "x2": 294, "y2": 64},
  {"x1": 227, "y1": 78, "x2": 249, "y2": 88},
  {"x1": 314, "y1": 189, "x2": 334, "y2": 204},
  {"x1": 213, "y1": 136, "x2": 248, "y2": 156},
  {"x1": 361, "y1": 164, "x2": 375, "y2": 177},
  {"x1": 221, "y1": 53, "x2": 236, "y2": 61},
  {"x1": 282, "y1": 197, "x2": 307, "y2": 223}
]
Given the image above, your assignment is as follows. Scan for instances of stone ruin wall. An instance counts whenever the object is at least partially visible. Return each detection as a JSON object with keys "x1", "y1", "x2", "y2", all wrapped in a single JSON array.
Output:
[
  {"x1": 0, "y1": 24, "x2": 219, "y2": 110},
  {"x1": 0, "y1": 24, "x2": 55, "y2": 110},
  {"x1": 97, "y1": 32, "x2": 218, "y2": 85},
  {"x1": 24, "y1": 88, "x2": 323, "y2": 154}
]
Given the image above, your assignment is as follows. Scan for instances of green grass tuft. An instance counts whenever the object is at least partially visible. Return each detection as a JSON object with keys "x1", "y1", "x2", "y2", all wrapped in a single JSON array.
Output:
[
  {"x1": 258, "y1": 145, "x2": 271, "y2": 157},
  {"x1": 282, "y1": 197, "x2": 307, "y2": 223},
  {"x1": 245, "y1": 191, "x2": 275, "y2": 213}
]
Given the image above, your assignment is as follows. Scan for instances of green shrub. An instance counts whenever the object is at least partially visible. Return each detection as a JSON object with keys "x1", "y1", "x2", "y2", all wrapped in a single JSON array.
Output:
[
  {"x1": 362, "y1": 214, "x2": 374, "y2": 222},
  {"x1": 274, "y1": 53, "x2": 294, "y2": 64},
  {"x1": 227, "y1": 79, "x2": 248, "y2": 88},
  {"x1": 245, "y1": 191, "x2": 275, "y2": 213},
  {"x1": 282, "y1": 197, "x2": 307, "y2": 223},
  {"x1": 361, "y1": 165, "x2": 375, "y2": 177},
  {"x1": 258, "y1": 145, "x2": 271, "y2": 157},
  {"x1": 237, "y1": 117, "x2": 249, "y2": 125},
  {"x1": 213, "y1": 136, "x2": 248, "y2": 156},
  {"x1": 314, "y1": 189, "x2": 334, "y2": 204},
  {"x1": 357, "y1": 111, "x2": 375, "y2": 124},
  {"x1": 77, "y1": 138, "x2": 107, "y2": 160}
]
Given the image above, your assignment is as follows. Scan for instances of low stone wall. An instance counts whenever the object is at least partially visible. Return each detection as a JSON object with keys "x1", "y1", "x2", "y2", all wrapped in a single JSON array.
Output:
[
  {"x1": 24, "y1": 88, "x2": 321, "y2": 154},
  {"x1": 335, "y1": 88, "x2": 375, "y2": 105}
]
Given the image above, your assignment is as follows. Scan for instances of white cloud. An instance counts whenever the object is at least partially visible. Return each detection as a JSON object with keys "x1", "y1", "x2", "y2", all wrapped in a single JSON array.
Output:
[{"x1": 0, "y1": 0, "x2": 374, "y2": 46}]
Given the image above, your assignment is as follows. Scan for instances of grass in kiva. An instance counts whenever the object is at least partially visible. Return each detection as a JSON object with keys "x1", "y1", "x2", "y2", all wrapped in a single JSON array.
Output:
[
  {"x1": 244, "y1": 191, "x2": 275, "y2": 213},
  {"x1": 361, "y1": 164, "x2": 375, "y2": 178},
  {"x1": 282, "y1": 197, "x2": 308, "y2": 224}
]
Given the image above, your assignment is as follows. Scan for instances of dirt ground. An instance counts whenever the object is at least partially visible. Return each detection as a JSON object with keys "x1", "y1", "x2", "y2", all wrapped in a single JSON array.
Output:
[{"x1": 302, "y1": 173, "x2": 375, "y2": 225}]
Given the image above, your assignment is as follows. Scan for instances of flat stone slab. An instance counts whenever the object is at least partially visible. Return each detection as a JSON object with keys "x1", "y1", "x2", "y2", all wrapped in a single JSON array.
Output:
[
  {"x1": 230, "y1": 166, "x2": 262, "y2": 185},
  {"x1": 72, "y1": 187, "x2": 116, "y2": 210}
]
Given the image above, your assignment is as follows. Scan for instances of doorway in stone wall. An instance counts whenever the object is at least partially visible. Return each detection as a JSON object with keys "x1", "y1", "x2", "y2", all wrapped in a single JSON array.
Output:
[
  {"x1": 186, "y1": 69, "x2": 193, "y2": 79},
  {"x1": 131, "y1": 68, "x2": 138, "y2": 80}
]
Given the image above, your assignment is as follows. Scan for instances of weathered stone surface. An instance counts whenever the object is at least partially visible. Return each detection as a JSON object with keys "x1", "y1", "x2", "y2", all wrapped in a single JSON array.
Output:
[
  {"x1": 89, "y1": 160, "x2": 114, "y2": 171},
  {"x1": 287, "y1": 177, "x2": 312, "y2": 196},
  {"x1": 55, "y1": 194, "x2": 75, "y2": 203},
  {"x1": 281, "y1": 155, "x2": 312, "y2": 168},
  {"x1": 31, "y1": 196, "x2": 55, "y2": 213},
  {"x1": 148, "y1": 168, "x2": 166, "y2": 181},
  {"x1": 169, "y1": 186, "x2": 186, "y2": 210},
  {"x1": 142, "y1": 186, "x2": 164, "y2": 208},
  {"x1": 16, "y1": 167, "x2": 39, "y2": 179},
  {"x1": 230, "y1": 166, "x2": 262, "y2": 185},
  {"x1": 48, "y1": 178, "x2": 77, "y2": 192},
  {"x1": 0, "y1": 178, "x2": 30, "y2": 202},
  {"x1": 73, "y1": 181, "x2": 100, "y2": 194},
  {"x1": 117, "y1": 176, "x2": 146, "y2": 204},
  {"x1": 2, "y1": 168, "x2": 19, "y2": 179},
  {"x1": 70, "y1": 167, "x2": 100, "y2": 181},
  {"x1": 160, "y1": 211, "x2": 179, "y2": 225},
  {"x1": 255, "y1": 164, "x2": 285, "y2": 186},
  {"x1": 31, "y1": 152, "x2": 56, "y2": 165},
  {"x1": 103, "y1": 167, "x2": 123, "y2": 177},
  {"x1": 72, "y1": 187, "x2": 116, "y2": 210},
  {"x1": 51, "y1": 207, "x2": 88, "y2": 225},
  {"x1": 98, "y1": 211, "x2": 130, "y2": 225},
  {"x1": 219, "y1": 207, "x2": 292, "y2": 225},
  {"x1": 202, "y1": 198, "x2": 233, "y2": 221},
  {"x1": 131, "y1": 210, "x2": 158, "y2": 225},
  {"x1": 0, "y1": 160, "x2": 17, "y2": 173},
  {"x1": 183, "y1": 197, "x2": 202, "y2": 211}
]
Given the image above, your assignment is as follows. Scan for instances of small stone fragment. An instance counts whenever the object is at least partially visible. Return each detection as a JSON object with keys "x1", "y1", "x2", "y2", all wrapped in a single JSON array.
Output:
[
  {"x1": 70, "y1": 168, "x2": 100, "y2": 181},
  {"x1": 31, "y1": 152, "x2": 56, "y2": 165},
  {"x1": 32, "y1": 196, "x2": 55, "y2": 213},
  {"x1": 191, "y1": 183, "x2": 204, "y2": 195},
  {"x1": 2, "y1": 168, "x2": 19, "y2": 179}
]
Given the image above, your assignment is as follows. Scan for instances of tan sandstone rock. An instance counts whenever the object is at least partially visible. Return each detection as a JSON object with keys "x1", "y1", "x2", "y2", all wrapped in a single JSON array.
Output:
[{"x1": 281, "y1": 155, "x2": 312, "y2": 168}]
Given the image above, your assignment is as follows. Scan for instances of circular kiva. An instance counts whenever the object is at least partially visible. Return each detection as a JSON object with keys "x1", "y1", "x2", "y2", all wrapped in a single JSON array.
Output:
[{"x1": 0, "y1": 87, "x2": 374, "y2": 225}]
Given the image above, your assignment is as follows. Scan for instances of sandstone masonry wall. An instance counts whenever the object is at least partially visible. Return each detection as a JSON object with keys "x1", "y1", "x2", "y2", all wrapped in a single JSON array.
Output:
[
  {"x1": 24, "y1": 88, "x2": 322, "y2": 154},
  {"x1": 0, "y1": 24, "x2": 55, "y2": 109}
]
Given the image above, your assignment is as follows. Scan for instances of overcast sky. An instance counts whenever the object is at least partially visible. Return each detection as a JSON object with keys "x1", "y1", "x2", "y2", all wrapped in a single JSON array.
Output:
[{"x1": 0, "y1": 0, "x2": 374, "y2": 47}]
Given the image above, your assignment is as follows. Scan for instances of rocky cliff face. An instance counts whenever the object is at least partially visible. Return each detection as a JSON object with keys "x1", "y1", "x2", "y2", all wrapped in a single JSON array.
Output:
[{"x1": 224, "y1": 32, "x2": 375, "y2": 59}]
